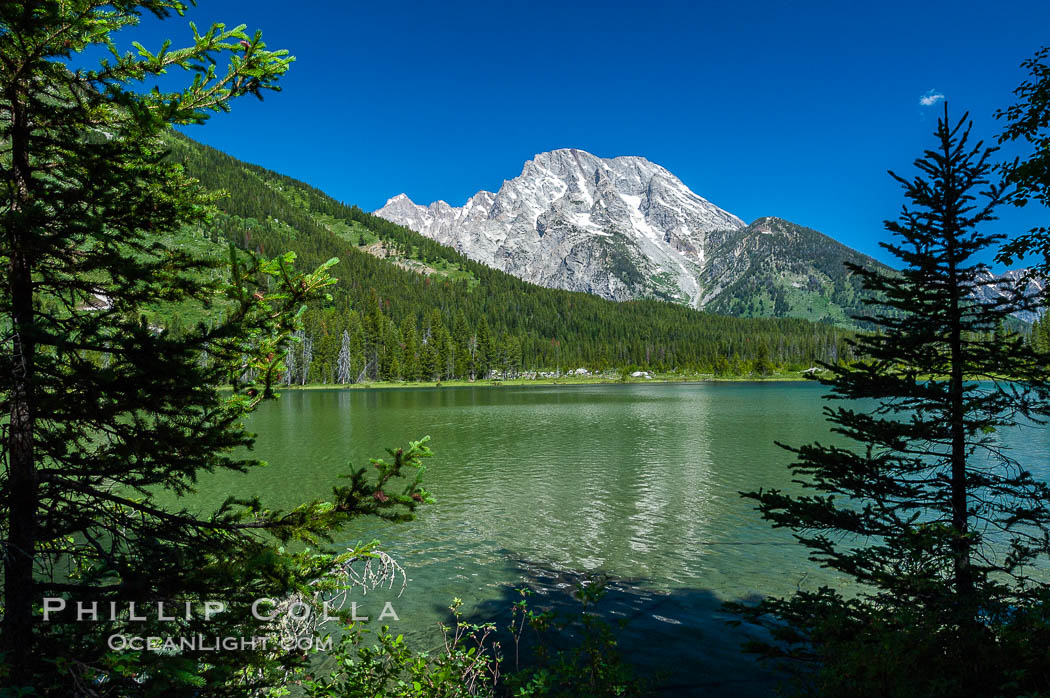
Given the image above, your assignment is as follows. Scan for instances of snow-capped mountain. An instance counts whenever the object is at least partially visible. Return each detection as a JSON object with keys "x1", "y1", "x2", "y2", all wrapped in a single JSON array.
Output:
[
  {"x1": 973, "y1": 269, "x2": 1047, "y2": 323},
  {"x1": 375, "y1": 148, "x2": 1042, "y2": 325},
  {"x1": 376, "y1": 148, "x2": 745, "y2": 307}
]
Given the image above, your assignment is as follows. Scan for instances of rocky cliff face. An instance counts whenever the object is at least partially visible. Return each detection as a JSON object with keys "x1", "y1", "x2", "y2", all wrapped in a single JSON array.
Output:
[
  {"x1": 376, "y1": 149, "x2": 1042, "y2": 324},
  {"x1": 376, "y1": 148, "x2": 745, "y2": 306},
  {"x1": 972, "y1": 269, "x2": 1047, "y2": 323}
]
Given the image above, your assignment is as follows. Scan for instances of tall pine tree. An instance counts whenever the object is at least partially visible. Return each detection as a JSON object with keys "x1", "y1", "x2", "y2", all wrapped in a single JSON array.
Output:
[
  {"x1": 739, "y1": 108, "x2": 1050, "y2": 696},
  {"x1": 0, "y1": 2, "x2": 430, "y2": 692},
  {"x1": 401, "y1": 315, "x2": 421, "y2": 381}
]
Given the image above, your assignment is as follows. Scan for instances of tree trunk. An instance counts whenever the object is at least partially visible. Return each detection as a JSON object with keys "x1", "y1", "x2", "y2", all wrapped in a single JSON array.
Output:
[
  {"x1": 945, "y1": 191, "x2": 974, "y2": 608},
  {"x1": 3, "y1": 83, "x2": 38, "y2": 686}
]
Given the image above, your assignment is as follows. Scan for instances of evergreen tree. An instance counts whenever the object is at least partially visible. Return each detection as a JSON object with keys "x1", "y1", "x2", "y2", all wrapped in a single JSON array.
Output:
[
  {"x1": 739, "y1": 109, "x2": 1050, "y2": 696},
  {"x1": 364, "y1": 291, "x2": 384, "y2": 380},
  {"x1": 1031, "y1": 313, "x2": 1050, "y2": 353},
  {"x1": 401, "y1": 316, "x2": 421, "y2": 381},
  {"x1": 0, "y1": 3, "x2": 430, "y2": 692},
  {"x1": 349, "y1": 314, "x2": 367, "y2": 382},
  {"x1": 420, "y1": 339, "x2": 440, "y2": 380},
  {"x1": 284, "y1": 330, "x2": 299, "y2": 386},
  {"x1": 752, "y1": 340, "x2": 774, "y2": 376},
  {"x1": 300, "y1": 330, "x2": 314, "y2": 385},
  {"x1": 475, "y1": 316, "x2": 494, "y2": 379},
  {"x1": 378, "y1": 321, "x2": 401, "y2": 380},
  {"x1": 336, "y1": 329, "x2": 353, "y2": 384},
  {"x1": 452, "y1": 310, "x2": 471, "y2": 379},
  {"x1": 427, "y1": 310, "x2": 453, "y2": 380},
  {"x1": 502, "y1": 333, "x2": 522, "y2": 379}
]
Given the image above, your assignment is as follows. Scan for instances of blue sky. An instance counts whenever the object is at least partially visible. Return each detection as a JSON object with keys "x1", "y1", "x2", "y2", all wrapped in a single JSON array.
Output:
[{"x1": 125, "y1": 1, "x2": 1050, "y2": 267}]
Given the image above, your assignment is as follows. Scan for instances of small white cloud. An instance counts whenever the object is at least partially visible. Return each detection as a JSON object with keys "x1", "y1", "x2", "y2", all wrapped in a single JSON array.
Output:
[{"x1": 919, "y1": 89, "x2": 945, "y2": 107}]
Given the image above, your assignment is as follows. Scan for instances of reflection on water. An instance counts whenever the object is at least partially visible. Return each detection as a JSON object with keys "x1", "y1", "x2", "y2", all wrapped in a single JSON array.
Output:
[{"x1": 180, "y1": 382, "x2": 1050, "y2": 695}]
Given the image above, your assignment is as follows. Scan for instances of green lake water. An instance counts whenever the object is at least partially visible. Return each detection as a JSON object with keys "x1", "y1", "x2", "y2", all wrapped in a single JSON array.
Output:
[{"x1": 190, "y1": 382, "x2": 1050, "y2": 696}]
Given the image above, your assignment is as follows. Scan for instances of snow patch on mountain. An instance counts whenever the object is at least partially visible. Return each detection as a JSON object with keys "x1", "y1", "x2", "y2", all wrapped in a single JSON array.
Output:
[
  {"x1": 375, "y1": 149, "x2": 1046, "y2": 324},
  {"x1": 973, "y1": 269, "x2": 1047, "y2": 323},
  {"x1": 375, "y1": 149, "x2": 744, "y2": 306}
]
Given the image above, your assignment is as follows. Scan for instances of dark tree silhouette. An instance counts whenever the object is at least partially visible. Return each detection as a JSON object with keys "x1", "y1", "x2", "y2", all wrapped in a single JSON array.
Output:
[
  {"x1": 0, "y1": 2, "x2": 429, "y2": 693},
  {"x1": 738, "y1": 107, "x2": 1050, "y2": 697},
  {"x1": 997, "y1": 45, "x2": 1050, "y2": 275}
]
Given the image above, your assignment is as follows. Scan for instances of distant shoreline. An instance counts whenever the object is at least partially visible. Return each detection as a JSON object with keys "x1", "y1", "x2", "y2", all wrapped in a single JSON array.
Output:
[{"x1": 273, "y1": 372, "x2": 819, "y2": 391}]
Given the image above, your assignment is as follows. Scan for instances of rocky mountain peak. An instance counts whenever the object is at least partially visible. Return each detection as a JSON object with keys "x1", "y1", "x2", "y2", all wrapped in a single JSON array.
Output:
[
  {"x1": 374, "y1": 149, "x2": 749, "y2": 307},
  {"x1": 375, "y1": 150, "x2": 873, "y2": 317},
  {"x1": 370, "y1": 150, "x2": 1044, "y2": 326}
]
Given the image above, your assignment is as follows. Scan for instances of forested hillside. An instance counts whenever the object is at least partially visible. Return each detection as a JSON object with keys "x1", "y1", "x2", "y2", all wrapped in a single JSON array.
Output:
[
  {"x1": 374, "y1": 148, "x2": 889, "y2": 323},
  {"x1": 167, "y1": 134, "x2": 854, "y2": 383},
  {"x1": 702, "y1": 216, "x2": 889, "y2": 322}
]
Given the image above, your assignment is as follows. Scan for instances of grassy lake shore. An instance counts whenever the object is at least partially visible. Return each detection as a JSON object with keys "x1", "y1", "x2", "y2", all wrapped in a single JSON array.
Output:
[{"x1": 276, "y1": 371, "x2": 818, "y2": 390}]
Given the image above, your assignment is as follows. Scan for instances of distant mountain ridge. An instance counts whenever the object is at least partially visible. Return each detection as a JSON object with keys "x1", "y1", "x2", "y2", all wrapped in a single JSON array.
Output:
[
  {"x1": 376, "y1": 148, "x2": 1042, "y2": 326},
  {"x1": 159, "y1": 134, "x2": 856, "y2": 378},
  {"x1": 973, "y1": 269, "x2": 1047, "y2": 324},
  {"x1": 377, "y1": 148, "x2": 744, "y2": 307},
  {"x1": 375, "y1": 149, "x2": 888, "y2": 323},
  {"x1": 699, "y1": 216, "x2": 888, "y2": 323}
]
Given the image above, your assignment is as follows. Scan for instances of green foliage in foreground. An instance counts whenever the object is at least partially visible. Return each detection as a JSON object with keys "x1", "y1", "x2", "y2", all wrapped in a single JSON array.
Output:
[
  {"x1": 734, "y1": 108, "x2": 1050, "y2": 697},
  {"x1": 997, "y1": 44, "x2": 1050, "y2": 276},
  {"x1": 0, "y1": 2, "x2": 431, "y2": 694},
  {"x1": 301, "y1": 576, "x2": 644, "y2": 698}
]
